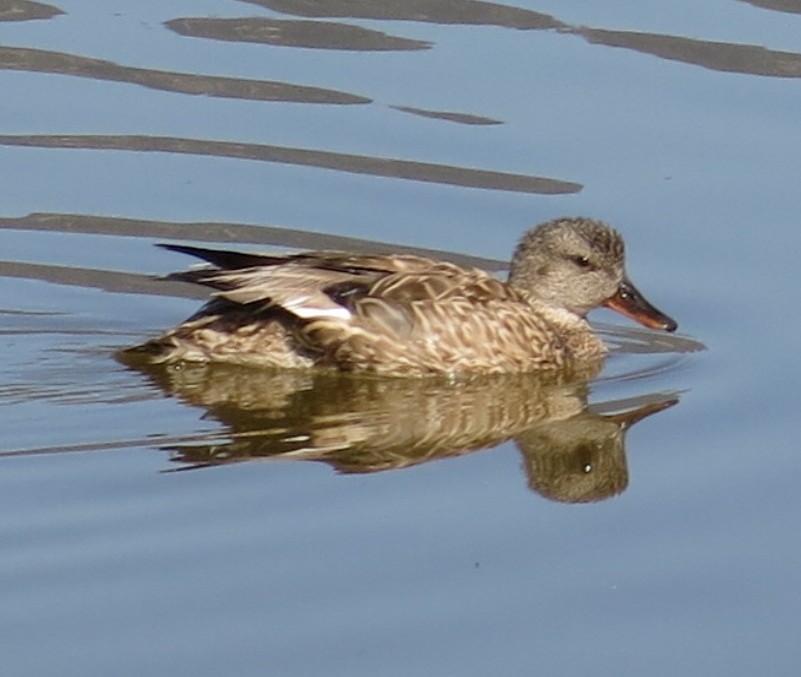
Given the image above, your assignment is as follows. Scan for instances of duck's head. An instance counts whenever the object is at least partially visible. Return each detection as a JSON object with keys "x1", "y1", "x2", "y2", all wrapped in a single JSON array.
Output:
[{"x1": 508, "y1": 217, "x2": 677, "y2": 332}]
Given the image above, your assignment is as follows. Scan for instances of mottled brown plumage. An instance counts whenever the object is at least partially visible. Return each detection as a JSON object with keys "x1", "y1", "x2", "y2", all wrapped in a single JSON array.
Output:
[{"x1": 127, "y1": 217, "x2": 677, "y2": 375}]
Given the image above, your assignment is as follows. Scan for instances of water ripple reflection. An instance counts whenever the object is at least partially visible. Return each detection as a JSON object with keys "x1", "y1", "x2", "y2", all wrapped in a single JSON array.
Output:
[
  {"x1": 240, "y1": 0, "x2": 565, "y2": 30},
  {"x1": 0, "y1": 45, "x2": 370, "y2": 104},
  {"x1": 0, "y1": 0, "x2": 61, "y2": 22},
  {"x1": 0, "y1": 135, "x2": 582, "y2": 194},
  {"x1": 165, "y1": 16, "x2": 432, "y2": 51}
]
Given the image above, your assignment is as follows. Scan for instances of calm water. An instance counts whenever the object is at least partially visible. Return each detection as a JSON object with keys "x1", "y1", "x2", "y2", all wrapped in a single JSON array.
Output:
[{"x1": 2, "y1": 1, "x2": 800, "y2": 675}]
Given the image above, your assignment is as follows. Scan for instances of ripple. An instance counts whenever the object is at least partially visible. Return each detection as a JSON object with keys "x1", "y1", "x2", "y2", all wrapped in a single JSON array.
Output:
[
  {"x1": 165, "y1": 16, "x2": 432, "y2": 52},
  {"x1": 240, "y1": 0, "x2": 565, "y2": 30},
  {"x1": 0, "y1": 45, "x2": 370, "y2": 104},
  {"x1": 0, "y1": 0, "x2": 62, "y2": 22},
  {"x1": 573, "y1": 26, "x2": 801, "y2": 78},
  {"x1": 0, "y1": 135, "x2": 582, "y2": 194},
  {"x1": 391, "y1": 105, "x2": 503, "y2": 126}
]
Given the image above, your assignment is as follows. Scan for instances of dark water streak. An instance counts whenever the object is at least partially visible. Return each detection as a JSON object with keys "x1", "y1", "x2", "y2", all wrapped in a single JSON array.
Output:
[
  {"x1": 166, "y1": 16, "x2": 432, "y2": 51},
  {"x1": 391, "y1": 105, "x2": 503, "y2": 125},
  {"x1": 0, "y1": 135, "x2": 582, "y2": 194},
  {"x1": 737, "y1": 0, "x2": 801, "y2": 15},
  {"x1": 573, "y1": 26, "x2": 801, "y2": 78},
  {"x1": 239, "y1": 0, "x2": 565, "y2": 30},
  {"x1": 0, "y1": 212, "x2": 506, "y2": 270},
  {"x1": 0, "y1": 0, "x2": 61, "y2": 22},
  {"x1": 0, "y1": 44, "x2": 370, "y2": 104}
]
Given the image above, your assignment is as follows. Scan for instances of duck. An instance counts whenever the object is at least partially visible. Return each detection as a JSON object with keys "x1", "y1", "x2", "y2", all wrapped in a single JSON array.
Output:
[{"x1": 127, "y1": 217, "x2": 677, "y2": 376}]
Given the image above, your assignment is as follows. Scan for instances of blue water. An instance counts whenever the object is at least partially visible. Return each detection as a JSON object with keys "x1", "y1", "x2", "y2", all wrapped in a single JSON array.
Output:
[{"x1": 1, "y1": 1, "x2": 800, "y2": 676}]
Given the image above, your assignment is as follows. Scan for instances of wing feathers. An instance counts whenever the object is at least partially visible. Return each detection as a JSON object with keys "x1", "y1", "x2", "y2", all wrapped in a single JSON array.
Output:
[{"x1": 161, "y1": 245, "x2": 514, "y2": 329}]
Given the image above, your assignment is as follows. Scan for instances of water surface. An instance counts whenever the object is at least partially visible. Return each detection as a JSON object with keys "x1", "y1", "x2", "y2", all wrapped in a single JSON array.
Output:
[{"x1": 1, "y1": 1, "x2": 800, "y2": 676}]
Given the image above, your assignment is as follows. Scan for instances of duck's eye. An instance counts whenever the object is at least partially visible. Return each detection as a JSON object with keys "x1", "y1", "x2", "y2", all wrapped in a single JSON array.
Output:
[{"x1": 571, "y1": 255, "x2": 592, "y2": 269}]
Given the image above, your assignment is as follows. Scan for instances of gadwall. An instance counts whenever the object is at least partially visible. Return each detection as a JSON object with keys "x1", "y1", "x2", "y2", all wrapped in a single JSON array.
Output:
[{"x1": 128, "y1": 217, "x2": 677, "y2": 375}]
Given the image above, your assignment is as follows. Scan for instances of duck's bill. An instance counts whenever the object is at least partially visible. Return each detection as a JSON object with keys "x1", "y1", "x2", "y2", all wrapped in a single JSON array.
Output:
[{"x1": 602, "y1": 279, "x2": 678, "y2": 332}]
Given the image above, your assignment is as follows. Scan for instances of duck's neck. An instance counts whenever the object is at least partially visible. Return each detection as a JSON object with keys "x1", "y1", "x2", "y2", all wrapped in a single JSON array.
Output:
[{"x1": 528, "y1": 299, "x2": 607, "y2": 361}]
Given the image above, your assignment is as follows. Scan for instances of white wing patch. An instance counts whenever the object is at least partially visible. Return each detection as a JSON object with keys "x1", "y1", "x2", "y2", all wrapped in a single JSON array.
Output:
[
  {"x1": 212, "y1": 266, "x2": 355, "y2": 321},
  {"x1": 283, "y1": 298, "x2": 352, "y2": 320}
]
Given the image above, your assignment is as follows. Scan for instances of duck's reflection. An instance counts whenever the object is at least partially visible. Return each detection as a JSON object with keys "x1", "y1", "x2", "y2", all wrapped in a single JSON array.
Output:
[
  {"x1": 120, "y1": 355, "x2": 676, "y2": 503},
  {"x1": 516, "y1": 397, "x2": 672, "y2": 503}
]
